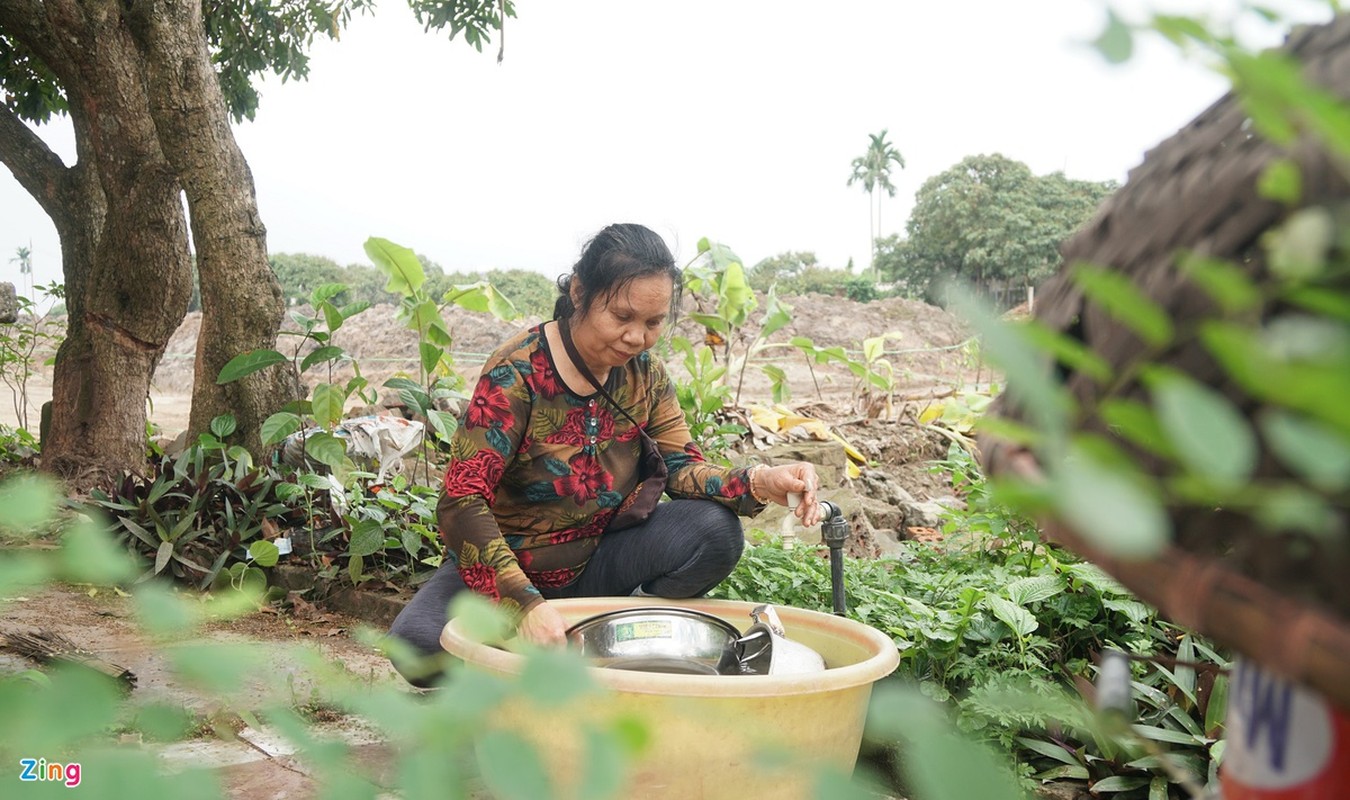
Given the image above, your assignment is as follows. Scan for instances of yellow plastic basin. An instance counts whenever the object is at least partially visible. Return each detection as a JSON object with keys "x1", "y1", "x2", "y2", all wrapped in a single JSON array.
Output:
[{"x1": 440, "y1": 596, "x2": 900, "y2": 799}]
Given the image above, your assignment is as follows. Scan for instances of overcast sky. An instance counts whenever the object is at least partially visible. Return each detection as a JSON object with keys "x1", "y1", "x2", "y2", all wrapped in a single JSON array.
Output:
[{"x1": 0, "y1": 0, "x2": 1335, "y2": 290}]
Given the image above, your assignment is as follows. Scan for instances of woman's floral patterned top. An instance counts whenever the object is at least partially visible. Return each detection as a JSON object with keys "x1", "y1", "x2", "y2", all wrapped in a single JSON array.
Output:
[{"x1": 437, "y1": 322, "x2": 763, "y2": 617}]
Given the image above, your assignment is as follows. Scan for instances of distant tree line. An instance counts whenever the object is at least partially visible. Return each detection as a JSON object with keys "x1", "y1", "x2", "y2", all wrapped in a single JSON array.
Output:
[
  {"x1": 260, "y1": 254, "x2": 558, "y2": 319},
  {"x1": 747, "y1": 252, "x2": 880, "y2": 303},
  {"x1": 874, "y1": 153, "x2": 1116, "y2": 307}
]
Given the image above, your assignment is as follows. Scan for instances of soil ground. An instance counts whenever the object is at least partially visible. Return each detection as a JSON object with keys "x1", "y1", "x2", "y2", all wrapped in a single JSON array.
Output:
[{"x1": 1, "y1": 292, "x2": 977, "y2": 797}]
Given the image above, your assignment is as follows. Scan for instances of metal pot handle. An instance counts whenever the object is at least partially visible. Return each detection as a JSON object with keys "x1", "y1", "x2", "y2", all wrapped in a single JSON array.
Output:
[{"x1": 750, "y1": 604, "x2": 786, "y2": 636}]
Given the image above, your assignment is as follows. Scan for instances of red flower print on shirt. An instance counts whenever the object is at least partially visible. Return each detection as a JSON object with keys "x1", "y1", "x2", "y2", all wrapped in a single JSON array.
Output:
[
  {"x1": 683, "y1": 440, "x2": 707, "y2": 461},
  {"x1": 460, "y1": 562, "x2": 500, "y2": 600},
  {"x1": 546, "y1": 406, "x2": 614, "y2": 447},
  {"x1": 616, "y1": 420, "x2": 643, "y2": 442},
  {"x1": 528, "y1": 348, "x2": 567, "y2": 399},
  {"x1": 444, "y1": 449, "x2": 506, "y2": 502},
  {"x1": 548, "y1": 516, "x2": 607, "y2": 545},
  {"x1": 465, "y1": 375, "x2": 513, "y2": 429},
  {"x1": 526, "y1": 567, "x2": 577, "y2": 589},
  {"x1": 720, "y1": 472, "x2": 748, "y2": 498},
  {"x1": 552, "y1": 452, "x2": 613, "y2": 504}
]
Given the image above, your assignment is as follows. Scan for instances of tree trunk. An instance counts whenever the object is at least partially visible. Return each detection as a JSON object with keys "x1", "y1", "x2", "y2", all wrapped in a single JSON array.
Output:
[
  {"x1": 1, "y1": 0, "x2": 193, "y2": 481},
  {"x1": 127, "y1": 0, "x2": 300, "y2": 455}
]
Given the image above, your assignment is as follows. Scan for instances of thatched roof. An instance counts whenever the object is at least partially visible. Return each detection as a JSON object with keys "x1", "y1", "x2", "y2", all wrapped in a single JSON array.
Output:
[{"x1": 984, "y1": 15, "x2": 1350, "y2": 705}]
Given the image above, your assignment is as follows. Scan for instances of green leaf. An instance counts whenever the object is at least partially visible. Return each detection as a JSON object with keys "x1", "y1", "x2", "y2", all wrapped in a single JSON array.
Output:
[
  {"x1": 519, "y1": 648, "x2": 596, "y2": 708},
  {"x1": 304, "y1": 431, "x2": 347, "y2": 470},
  {"x1": 1150, "y1": 370, "x2": 1257, "y2": 489},
  {"x1": 209, "y1": 414, "x2": 237, "y2": 439},
  {"x1": 1149, "y1": 775, "x2": 1169, "y2": 800},
  {"x1": 169, "y1": 642, "x2": 269, "y2": 693},
  {"x1": 216, "y1": 349, "x2": 288, "y2": 385},
  {"x1": 348, "y1": 519, "x2": 385, "y2": 557},
  {"x1": 310, "y1": 383, "x2": 347, "y2": 430},
  {"x1": 951, "y1": 290, "x2": 1071, "y2": 446},
  {"x1": 261, "y1": 412, "x2": 303, "y2": 447},
  {"x1": 364, "y1": 236, "x2": 425, "y2": 296},
  {"x1": 1282, "y1": 285, "x2": 1350, "y2": 322},
  {"x1": 1179, "y1": 253, "x2": 1262, "y2": 314},
  {"x1": 420, "y1": 341, "x2": 444, "y2": 376},
  {"x1": 446, "y1": 281, "x2": 518, "y2": 321},
  {"x1": 1255, "y1": 485, "x2": 1338, "y2": 536},
  {"x1": 309, "y1": 282, "x2": 348, "y2": 306},
  {"x1": 300, "y1": 345, "x2": 345, "y2": 374},
  {"x1": 249, "y1": 540, "x2": 280, "y2": 568},
  {"x1": 1072, "y1": 263, "x2": 1173, "y2": 347},
  {"x1": 155, "y1": 541, "x2": 174, "y2": 574},
  {"x1": 1052, "y1": 441, "x2": 1169, "y2": 558},
  {"x1": 1260, "y1": 409, "x2": 1350, "y2": 492},
  {"x1": 1201, "y1": 321, "x2": 1350, "y2": 431},
  {"x1": 1092, "y1": 775, "x2": 1150, "y2": 792},
  {"x1": 717, "y1": 260, "x2": 757, "y2": 328},
  {"x1": 866, "y1": 686, "x2": 1023, "y2": 800},
  {"x1": 450, "y1": 592, "x2": 513, "y2": 645},
  {"x1": 688, "y1": 312, "x2": 729, "y2": 335},
  {"x1": 133, "y1": 582, "x2": 195, "y2": 636},
  {"x1": 341, "y1": 299, "x2": 372, "y2": 320},
  {"x1": 1129, "y1": 723, "x2": 1204, "y2": 746},
  {"x1": 319, "y1": 300, "x2": 343, "y2": 333},
  {"x1": 428, "y1": 410, "x2": 459, "y2": 442},
  {"x1": 477, "y1": 730, "x2": 555, "y2": 800},
  {"x1": 1265, "y1": 207, "x2": 1335, "y2": 282},
  {"x1": 759, "y1": 288, "x2": 793, "y2": 339},
  {"x1": 1035, "y1": 764, "x2": 1090, "y2": 781},
  {"x1": 58, "y1": 519, "x2": 138, "y2": 585},
  {"x1": 1015, "y1": 736, "x2": 1082, "y2": 766},
  {"x1": 984, "y1": 594, "x2": 1038, "y2": 637},
  {"x1": 0, "y1": 472, "x2": 61, "y2": 533},
  {"x1": 1005, "y1": 575, "x2": 1063, "y2": 605},
  {"x1": 1257, "y1": 158, "x2": 1302, "y2": 204},
  {"x1": 1092, "y1": 9, "x2": 1134, "y2": 64},
  {"x1": 697, "y1": 238, "x2": 742, "y2": 270},
  {"x1": 1098, "y1": 398, "x2": 1175, "y2": 459},
  {"x1": 1018, "y1": 319, "x2": 1112, "y2": 383},
  {"x1": 1205, "y1": 674, "x2": 1229, "y2": 738}
]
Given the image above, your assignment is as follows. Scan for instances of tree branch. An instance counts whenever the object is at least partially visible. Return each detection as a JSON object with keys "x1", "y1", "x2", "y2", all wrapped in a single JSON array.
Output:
[
  {"x1": 0, "y1": 103, "x2": 70, "y2": 218},
  {"x1": 0, "y1": 0, "x2": 79, "y2": 80}
]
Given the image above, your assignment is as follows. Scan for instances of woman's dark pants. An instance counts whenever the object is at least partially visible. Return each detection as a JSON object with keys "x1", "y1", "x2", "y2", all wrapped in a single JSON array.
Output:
[{"x1": 387, "y1": 499, "x2": 745, "y2": 686}]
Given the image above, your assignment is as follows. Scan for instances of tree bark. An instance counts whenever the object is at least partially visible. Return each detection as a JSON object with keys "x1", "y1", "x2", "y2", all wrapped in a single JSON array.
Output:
[
  {"x1": 127, "y1": 0, "x2": 301, "y2": 454},
  {"x1": 1, "y1": 0, "x2": 193, "y2": 480}
]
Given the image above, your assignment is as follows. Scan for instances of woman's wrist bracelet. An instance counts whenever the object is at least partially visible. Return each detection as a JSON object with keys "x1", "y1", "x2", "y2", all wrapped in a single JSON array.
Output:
[{"x1": 748, "y1": 465, "x2": 770, "y2": 504}]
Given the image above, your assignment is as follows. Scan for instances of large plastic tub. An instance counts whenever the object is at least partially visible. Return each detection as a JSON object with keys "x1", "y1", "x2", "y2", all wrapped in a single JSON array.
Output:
[{"x1": 440, "y1": 596, "x2": 900, "y2": 799}]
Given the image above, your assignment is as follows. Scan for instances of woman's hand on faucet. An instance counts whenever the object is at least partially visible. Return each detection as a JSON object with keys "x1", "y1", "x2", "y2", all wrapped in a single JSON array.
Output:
[{"x1": 757, "y1": 462, "x2": 823, "y2": 526}]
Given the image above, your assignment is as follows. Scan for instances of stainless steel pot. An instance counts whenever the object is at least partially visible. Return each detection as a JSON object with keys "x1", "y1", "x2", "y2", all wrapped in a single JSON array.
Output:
[
  {"x1": 565, "y1": 604, "x2": 826, "y2": 676},
  {"x1": 566, "y1": 607, "x2": 742, "y2": 675}
]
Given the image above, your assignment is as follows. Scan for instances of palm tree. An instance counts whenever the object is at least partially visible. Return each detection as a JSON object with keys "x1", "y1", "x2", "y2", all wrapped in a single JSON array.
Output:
[
  {"x1": 10, "y1": 245, "x2": 33, "y2": 301},
  {"x1": 847, "y1": 130, "x2": 905, "y2": 282}
]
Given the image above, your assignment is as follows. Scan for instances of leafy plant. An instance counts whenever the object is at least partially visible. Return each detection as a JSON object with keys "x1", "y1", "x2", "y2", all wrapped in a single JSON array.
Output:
[
  {"x1": 715, "y1": 446, "x2": 1230, "y2": 793},
  {"x1": 218, "y1": 280, "x2": 374, "y2": 473},
  {"x1": 0, "y1": 281, "x2": 63, "y2": 432},
  {"x1": 89, "y1": 415, "x2": 289, "y2": 589}
]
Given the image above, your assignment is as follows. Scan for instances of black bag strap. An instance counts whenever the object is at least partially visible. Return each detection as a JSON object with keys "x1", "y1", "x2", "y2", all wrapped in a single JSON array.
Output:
[{"x1": 556, "y1": 317, "x2": 645, "y2": 432}]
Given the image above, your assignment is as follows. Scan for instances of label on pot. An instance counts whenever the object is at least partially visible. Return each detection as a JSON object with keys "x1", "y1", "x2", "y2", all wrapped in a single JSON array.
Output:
[{"x1": 615, "y1": 621, "x2": 672, "y2": 642}]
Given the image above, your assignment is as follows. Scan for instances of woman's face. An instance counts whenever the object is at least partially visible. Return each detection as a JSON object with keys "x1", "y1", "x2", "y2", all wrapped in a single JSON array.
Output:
[{"x1": 571, "y1": 273, "x2": 673, "y2": 371}]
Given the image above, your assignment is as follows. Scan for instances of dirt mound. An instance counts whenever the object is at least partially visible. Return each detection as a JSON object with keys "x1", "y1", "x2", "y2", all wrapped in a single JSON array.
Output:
[
  {"x1": 153, "y1": 304, "x2": 542, "y2": 393},
  {"x1": 154, "y1": 294, "x2": 974, "y2": 400}
]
